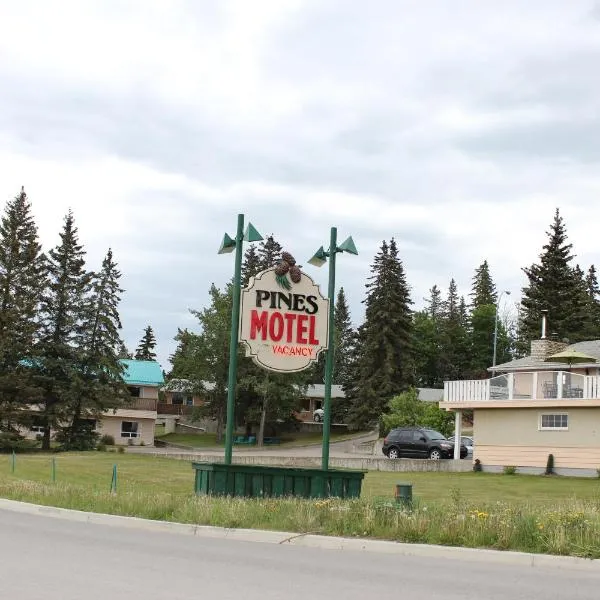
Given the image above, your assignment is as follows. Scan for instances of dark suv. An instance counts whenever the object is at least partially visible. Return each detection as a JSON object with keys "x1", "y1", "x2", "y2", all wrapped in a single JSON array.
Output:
[{"x1": 382, "y1": 427, "x2": 468, "y2": 460}]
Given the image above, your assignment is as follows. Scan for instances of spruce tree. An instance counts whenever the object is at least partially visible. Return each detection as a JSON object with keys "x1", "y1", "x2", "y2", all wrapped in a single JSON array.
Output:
[
  {"x1": 470, "y1": 260, "x2": 497, "y2": 308},
  {"x1": 585, "y1": 265, "x2": 600, "y2": 336},
  {"x1": 257, "y1": 235, "x2": 282, "y2": 270},
  {"x1": 425, "y1": 284, "x2": 443, "y2": 318},
  {"x1": 518, "y1": 210, "x2": 587, "y2": 351},
  {"x1": 135, "y1": 325, "x2": 157, "y2": 360},
  {"x1": 329, "y1": 287, "x2": 355, "y2": 422},
  {"x1": 241, "y1": 245, "x2": 261, "y2": 286},
  {"x1": 117, "y1": 340, "x2": 132, "y2": 359},
  {"x1": 36, "y1": 211, "x2": 90, "y2": 450},
  {"x1": 347, "y1": 239, "x2": 413, "y2": 429},
  {"x1": 0, "y1": 188, "x2": 45, "y2": 441},
  {"x1": 412, "y1": 310, "x2": 442, "y2": 387},
  {"x1": 468, "y1": 260, "x2": 503, "y2": 375},
  {"x1": 439, "y1": 279, "x2": 470, "y2": 381},
  {"x1": 60, "y1": 249, "x2": 127, "y2": 449}
]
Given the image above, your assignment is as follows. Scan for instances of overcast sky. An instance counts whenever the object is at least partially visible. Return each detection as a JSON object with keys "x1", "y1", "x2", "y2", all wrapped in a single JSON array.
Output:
[{"x1": 2, "y1": 1, "x2": 600, "y2": 369}]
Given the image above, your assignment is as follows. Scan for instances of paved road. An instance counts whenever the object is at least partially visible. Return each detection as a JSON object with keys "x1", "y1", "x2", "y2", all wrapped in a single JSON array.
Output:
[{"x1": 1, "y1": 509, "x2": 598, "y2": 600}]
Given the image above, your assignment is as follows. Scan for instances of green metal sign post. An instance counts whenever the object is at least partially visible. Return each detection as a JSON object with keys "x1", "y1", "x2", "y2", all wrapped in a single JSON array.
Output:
[
  {"x1": 308, "y1": 228, "x2": 358, "y2": 470},
  {"x1": 219, "y1": 214, "x2": 263, "y2": 465}
]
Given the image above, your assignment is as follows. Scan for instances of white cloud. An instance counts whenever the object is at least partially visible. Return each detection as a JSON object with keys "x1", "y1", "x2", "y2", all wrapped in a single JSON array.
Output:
[{"x1": 2, "y1": 0, "x2": 600, "y2": 366}]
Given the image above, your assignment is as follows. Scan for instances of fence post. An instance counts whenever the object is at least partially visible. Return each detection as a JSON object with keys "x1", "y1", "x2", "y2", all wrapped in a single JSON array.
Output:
[
  {"x1": 110, "y1": 464, "x2": 117, "y2": 494},
  {"x1": 51, "y1": 457, "x2": 56, "y2": 483},
  {"x1": 11, "y1": 451, "x2": 16, "y2": 474}
]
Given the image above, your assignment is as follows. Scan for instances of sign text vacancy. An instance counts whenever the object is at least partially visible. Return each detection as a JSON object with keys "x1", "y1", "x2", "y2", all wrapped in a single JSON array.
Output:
[{"x1": 239, "y1": 267, "x2": 329, "y2": 373}]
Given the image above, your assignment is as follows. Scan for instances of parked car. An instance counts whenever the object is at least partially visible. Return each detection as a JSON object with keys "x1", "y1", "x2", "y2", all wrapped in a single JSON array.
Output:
[
  {"x1": 448, "y1": 435, "x2": 473, "y2": 455},
  {"x1": 313, "y1": 408, "x2": 324, "y2": 422},
  {"x1": 382, "y1": 427, "x2": 468, "y2": 460}
]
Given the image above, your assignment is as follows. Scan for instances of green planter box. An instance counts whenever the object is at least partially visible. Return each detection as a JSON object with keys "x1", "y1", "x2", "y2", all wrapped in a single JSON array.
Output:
[{"x1": 192, "y1": 462, "x2": 365, "y2": 499}]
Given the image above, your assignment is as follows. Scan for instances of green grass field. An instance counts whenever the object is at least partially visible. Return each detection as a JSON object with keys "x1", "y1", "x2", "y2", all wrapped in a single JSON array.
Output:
[
  {"x1": 2, "y1": 452, "x2": 600, "y2": 506},
  {"x1": 3, "y1": 452, "x2": 600, "y2": 557}
]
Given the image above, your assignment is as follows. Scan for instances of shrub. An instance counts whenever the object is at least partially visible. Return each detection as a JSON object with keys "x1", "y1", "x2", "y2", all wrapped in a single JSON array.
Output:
[
  {"x1": 503, "y1": 466, "x2": 518, "y2": 475},
  {"x1": 117, "y1": 446, "x2": 125, "y2": 454},
  {"x1": 140, "y1": 440, "x2": 145, "y2": 447},
  {"x1": 97, "y1": 444, "x2": 107, "y2": 452},
  {"x1": 473, "y1": 459, "x2": 482, "y2": 472},
  {"x1": 99, "y1": 434, "x2": 115, "y2": 446},
  {"x1": 0, "y1": 431, "x2": 38, "y2": 452},
  {"x1": 545, "y1": 454, "x2": 555, "y2": 476}
]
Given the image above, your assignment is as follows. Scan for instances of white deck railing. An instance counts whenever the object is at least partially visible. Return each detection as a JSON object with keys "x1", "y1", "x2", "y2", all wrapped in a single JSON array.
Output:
[{"x1": 443, "y1": 373, "x2": 600, "y2": 402}]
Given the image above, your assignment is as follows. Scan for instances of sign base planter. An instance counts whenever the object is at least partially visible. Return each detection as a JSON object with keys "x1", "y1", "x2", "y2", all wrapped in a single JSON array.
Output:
[{"x1": 192, "y1": 462, "x2": 365, "y2": 499}]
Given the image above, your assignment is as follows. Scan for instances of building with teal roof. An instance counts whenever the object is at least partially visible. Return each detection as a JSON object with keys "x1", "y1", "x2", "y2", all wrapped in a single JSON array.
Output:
[{"x1": 119, "y1": 359, "x2": 164, "y2": 386}]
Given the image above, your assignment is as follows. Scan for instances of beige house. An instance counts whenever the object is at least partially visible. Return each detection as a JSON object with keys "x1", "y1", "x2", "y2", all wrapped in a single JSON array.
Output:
[
  {"x1": 440, "y1": 337, "x2": 600, "y2": 476},
  {"x1": 24, "y1": 359, "x2": 162, "y2": 447}
]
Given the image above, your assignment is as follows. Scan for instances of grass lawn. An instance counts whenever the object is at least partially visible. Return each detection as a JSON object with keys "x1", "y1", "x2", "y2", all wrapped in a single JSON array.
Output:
[
  {"x1": 155, "y1": 430, "x2": 367, "y2": 449},
  {"x1": 2, "y1": 452, "x2": 600, "y2": 507},
  {"x1": 3, "y1": 453, "x2": 600, "y2": 557}
]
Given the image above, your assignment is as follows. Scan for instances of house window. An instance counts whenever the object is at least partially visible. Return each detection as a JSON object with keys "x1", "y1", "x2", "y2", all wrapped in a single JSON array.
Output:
[
  {"x1": 539, "y1": 413, "x2": 568, "y2": 431},
  {"x1": 121, "y1": 421, "x2": 140, "y2": 438},
  {"x1": 79, "y1": 419, "x2": 97, "y2": 432},
  {"x1": 30, "y1": 416, "x2": 45, "y2": 433},
  {"x1": 127, "y1": 386, "x2": 141, "y2": 398},
  {"x1": 185, "y1": 395, "x2": 194, "y2": 406},
  {"x1": 172, "y1": 392, "x2": 183, "y2": 405}
]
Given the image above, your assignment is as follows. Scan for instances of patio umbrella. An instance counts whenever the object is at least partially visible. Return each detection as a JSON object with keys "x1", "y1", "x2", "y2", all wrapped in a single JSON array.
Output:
[
  {"x1": 544, "y1": 349, "x2": 598, "y2": 369},
  {"x1": 544, "y1": 350, "x2": 597, "y2": 398}
]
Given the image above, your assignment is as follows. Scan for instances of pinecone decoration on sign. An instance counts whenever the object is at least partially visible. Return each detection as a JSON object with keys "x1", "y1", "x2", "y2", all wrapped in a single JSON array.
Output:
[
  {"x1": 281, "y1": 251, "x2": 296, "y2": 266},
  {"x1": 274, "y1": 251, "x2": 301, "y2": 289},
  {"x1": 289, "y1": 265, "x2": 301, "y2": 283},
  {"x1": 274, "y1": 261, "x2": 290, "y2": 276}
]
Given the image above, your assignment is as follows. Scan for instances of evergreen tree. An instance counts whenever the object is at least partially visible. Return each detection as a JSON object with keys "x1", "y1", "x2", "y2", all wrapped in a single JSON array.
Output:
[
  {"x1": 135, "y1": 325, "x2": 157, "y2": 360},
  {"x1": 257, "y1": 235, "x2": 282, "y2": 270},
  {"x1": 518, "y1": 210, "x2": 587, "y2": 351},
  {"x1": 35, "y1": 211, "x2": 90, "y2": 450},
  {"x1": 117, "y1": 340, "x2": 132, "y2": 360},
  {"x1": 412, "y1": 310, "x2": 442, "y2": 387},
  {"x1": 60, "y1": 248, "x2": 127, "y2": 449},
  {"x1": 347, "y1": 239, "x2": 413, "y2": 429},
  {"x1": 425, "y1": 284, "x2": 443, "y2": 318},
  {"x1": 585, "y1": 265, "x2": 600, "y2": 335},
  {"x1": 241, "y1": 245, "x2": 261, "y2": 286},
  {"x1": 438, "y1": 279, "x2": 470, "y2": 381},
  {"x1": 0, "y1": 188, "x2": 45, "y2": 441},
  {"x1": 328, "y1": 288, "x2": 355, "y2": 422},
  {"x1": 470, "y1": 260, "x2": 497, "y2": 308}
]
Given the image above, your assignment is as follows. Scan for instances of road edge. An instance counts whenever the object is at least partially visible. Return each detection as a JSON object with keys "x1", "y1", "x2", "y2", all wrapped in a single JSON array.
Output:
[{"x1": 1, "y1": 498, "x2": 598, "y2": 571}]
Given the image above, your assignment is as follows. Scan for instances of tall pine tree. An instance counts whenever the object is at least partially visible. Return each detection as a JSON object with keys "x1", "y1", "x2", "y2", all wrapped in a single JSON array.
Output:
[
  {"x1": 0, "y1": 188, "x2": 45, "y2": 443},
  {"x1": 35, "y1": 211, "x2": 90, "y2": 450},
  {"x1": 257, "y1": 235, "x2": 282, "y2": 270},
  {"x1": 518, "y1": 210, "x2": 587, "y2": 352},
  {"x1": 470, "y1": 260, "x2": 497, "y2": 308},
  {"x1": 438, "y1": 279, "x2": 470, "y2": 381},
  {"x1": 347, "y1": 239, "x2": 413, "y2": 429},
  {"x1": 135, "y1": 325, "x2": 157, "y2": 360},
  {"x1": 60, "y1": 249, "x2": 127, "y2": 449},
  {"x1": 241, "y1": 245, "x2": 261, "y2": 286}
]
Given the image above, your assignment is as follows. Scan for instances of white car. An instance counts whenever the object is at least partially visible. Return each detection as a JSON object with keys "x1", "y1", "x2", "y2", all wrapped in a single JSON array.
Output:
[
  {"x1": 449, "y1": 435, "x2": 473, "y2": 455},
  {"x1": 313, "y1": 408, "x2": 324, "y2": 422}
]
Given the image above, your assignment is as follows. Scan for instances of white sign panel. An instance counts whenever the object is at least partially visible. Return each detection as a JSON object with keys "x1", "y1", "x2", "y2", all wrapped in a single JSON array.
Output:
[{"x1": 239, "y1": 266, "x2": 329, "y2": 373}]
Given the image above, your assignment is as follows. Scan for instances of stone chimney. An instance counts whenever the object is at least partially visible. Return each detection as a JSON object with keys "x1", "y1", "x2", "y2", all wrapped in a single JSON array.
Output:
[
  {"x1": 530, "y1": 338, "x2": 568, "y2": 360},
  {"x1": 529, "y1": 311, "x2": 568, "y2": 359}
]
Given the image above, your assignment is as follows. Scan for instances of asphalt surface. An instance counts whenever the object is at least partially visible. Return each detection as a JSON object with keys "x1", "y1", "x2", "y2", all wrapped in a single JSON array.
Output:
[{"x1": 2, "y1": 509, "x2": 599, "y2": 600}]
